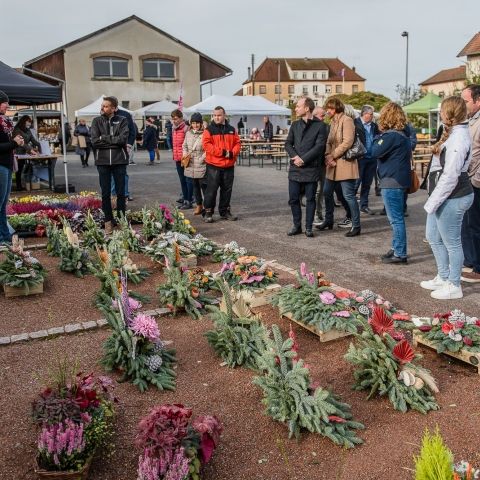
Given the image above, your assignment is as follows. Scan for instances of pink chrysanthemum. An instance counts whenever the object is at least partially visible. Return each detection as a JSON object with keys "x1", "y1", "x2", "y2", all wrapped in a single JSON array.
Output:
[
  {"x1": 130, "y1": 314, "x2": 160, "y2": 341},
  {"x1": 332, "y1": 310, "x2": 350, "y2": 317},
  {"x1": 319, "y1": 291, "x2": 336, "y2": 305}
]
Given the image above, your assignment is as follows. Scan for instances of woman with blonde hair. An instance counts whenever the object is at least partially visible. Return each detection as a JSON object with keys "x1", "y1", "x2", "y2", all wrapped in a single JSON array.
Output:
[
  {"x1": 316, "y1": 98, "x2": 360, "y2": 236},
  {"x1": 421, "y1": 96, "x2": 473, "y2": 299},
  {"x1": 372, "y1": 102, "x2": 412, "y2": 264}
]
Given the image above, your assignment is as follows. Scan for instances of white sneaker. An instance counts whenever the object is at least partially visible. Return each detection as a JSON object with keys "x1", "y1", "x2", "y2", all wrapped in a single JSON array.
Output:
[
  {"x1": 420, "y1": 275, "x2": 447, "y2": 291},
  {"x1": 462, "y1": 266, "x2": 473, "y2": 273},
  {"x1": 430, "y1": 281, "x2": 463, "y2": 300}
]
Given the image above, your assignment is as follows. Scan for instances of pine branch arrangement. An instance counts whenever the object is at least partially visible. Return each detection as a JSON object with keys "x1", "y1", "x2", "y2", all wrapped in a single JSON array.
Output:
[
  {"x1": 81, "y1": 212, "x2": 106, "y2": 250},
  {"x1": 219, "y1": 255, "x2": 277, "y2": 291},
  {"x1": 116, "y1": 215, "x2": 143, "y2": 253},
  {"x1": 205, "y1": 280, "x2": 269, "y2": 370},
  {"x1": 101, "y1": 275, "x2": 177, "y2": 393},
  {"x1": 45, "y1": 220, "x2": 63, "y2": 257},
  {"x1": 272, "y1": 263, "x2": 362, "y2": 334},
  {"x1": 58, "y1": 223, "x2": 90, "y2": 278},
  {"x1": 253, "y1": 324, "x2": 364, "y2": 446},
  {"x1": 345, "y1": 307, "x2": 439, "y2": 414},
  {"x1": 141, "y1": 205, "x2": 173, "y2": 240},
  {"x1": 171, "y1": 208, "x2": 195, "y2": 235},
  {"x1": 211, "y1": 241, "x2": 248, "y2": 263},
  {"x1": 417, "y1": 310, "x2": 480, "y2": 353}
]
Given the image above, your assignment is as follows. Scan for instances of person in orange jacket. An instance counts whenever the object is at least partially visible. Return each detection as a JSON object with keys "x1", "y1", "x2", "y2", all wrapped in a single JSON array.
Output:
[{"x1": 202, "y1": 106, "x2": 241, "y2": 222}]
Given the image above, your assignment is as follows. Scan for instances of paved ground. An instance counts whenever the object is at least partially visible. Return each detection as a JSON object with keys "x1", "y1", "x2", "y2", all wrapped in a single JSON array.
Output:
[{"x1": 53, "y1": 150, "x2": 480, "y2": 317}]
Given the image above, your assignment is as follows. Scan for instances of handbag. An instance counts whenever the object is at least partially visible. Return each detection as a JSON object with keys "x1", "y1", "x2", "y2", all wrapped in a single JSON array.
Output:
[
  {"x1": 180, "y1": 135, "x2": 201, "y2": 168},
  {"x1": 409, "y1": 161, "x2": 420, "y2": 194},
  {"x1": 344, "y1": 133, "x2": 366, "y2": 160}
]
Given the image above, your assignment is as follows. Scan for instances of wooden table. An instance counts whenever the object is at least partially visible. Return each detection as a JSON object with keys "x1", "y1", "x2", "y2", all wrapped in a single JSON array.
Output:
[{"x1": 15, "y1": 154, "x2": 58, "y2": 191}]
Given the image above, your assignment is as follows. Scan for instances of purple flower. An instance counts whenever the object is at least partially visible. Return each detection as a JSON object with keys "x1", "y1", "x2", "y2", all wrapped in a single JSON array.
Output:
[
  {"x1": 319, "y1": 291, "x2": 336, "y2": 305},
  {"x1": 130, "y1": 314, "x2": 160, "y2": 341},
  {"x1": 300, "y1": 262, "x2": 307, "y2": 277},
  {"x1": 306, "y1": 272, "x2": 315, "y2": 285},
  {"x1": 220, "y1": 262, "x2": 235, "y2": 274},
  {"x1": 239, "y1": 274, "x2": 265, "y2": 284},
  {"x1": 332, "y1": 310, "x2": 350, "y2": 317}
]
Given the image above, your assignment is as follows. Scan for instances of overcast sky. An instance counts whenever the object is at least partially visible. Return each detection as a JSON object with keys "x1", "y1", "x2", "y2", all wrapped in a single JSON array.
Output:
[{"x1": 2, "y1": 0, "x2": 479, "y2": 102}]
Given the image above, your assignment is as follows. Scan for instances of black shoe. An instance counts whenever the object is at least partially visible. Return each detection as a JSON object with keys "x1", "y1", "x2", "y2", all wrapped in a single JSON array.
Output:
[
  {"x1": 287, "y1": 226, "x2": 302, "y2": 236},
  {"x1": 315, "y1": 221, "x2": 333, "y2": 230},
  {"x1": 220, "y1": 211, "x2": 238, "y2": 221},
  {"x1": 204, "y1": 215, "x2": 214, "y2": 223},
  {"x1": 179, "y1": 201, "x2": 193, "y2": 210},
  {"x1": 382, "y1": 255, "x2": 408, "y2": 264},
  {"x1": 380, "y1": 208, "x2": 387, "y2": 216},
  {"x1": 381, "y1": 249, "x2": 394, "y2": 260},
  {"x1": 345, "y1": 226, "x2": 361, "y2": 237},
  {"x1": 305, "y1": 229, "x2": 314, "y2": 238},
  {"x1": 176, "y1": 197, "x2": 184, "y2": 204},
  {"x1": 337, "y1": 217, "x2": 352, "y2": 228},
  {"x1": 360, "y1": 207, "x2": 375, "y2": 215}
]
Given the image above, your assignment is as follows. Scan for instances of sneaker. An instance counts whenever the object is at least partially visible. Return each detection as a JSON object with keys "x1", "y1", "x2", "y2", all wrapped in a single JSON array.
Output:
[
  {"x1": 420, "y1": 275, "x2": 447, "y2": 291},
  {"x1": 430, "y1": 281, "x2": 463, "y2": 300},
  {"x1": 337, "y1": 217, "x2": 352, "y2": 228},
  {"x1": 129, "y1": 161, "x2": 136, "y2": 165},
  {"x1": 220, "y1": 211, "x2": 238, "y2": 221},
  {"x1": 381, "y1": 255, "x2": 407, "y2": 264},
  {"x1": 176, "y1": 197, "x2": 184, "y2": 204},
  {"x1": 381, "y1": 249, "x2": 394, "y2": 260},
  {"x1": 204, "y1": 215, "x2": 213, "y2": 223},
  {"x1": 179, "y1": 201, "x2": 192, "y2": 210},
  {"x1": 461, "y1": 271, "x2": 480, "y2": 283},
  {"x1": 462, "y1": 266, "x2": 473, "y2": 273}
]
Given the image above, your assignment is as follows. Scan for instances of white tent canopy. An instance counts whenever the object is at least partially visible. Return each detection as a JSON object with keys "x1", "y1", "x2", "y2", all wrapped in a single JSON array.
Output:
[
  {"x1": 134, "y1": 100, "x2": 178, "y2": 118},
  {"x1": 185, "y1": 94, "x2": 290, "y2": 116},
  {"x1": 74, "y1": 95, "x2": 132, "y2": 117}
]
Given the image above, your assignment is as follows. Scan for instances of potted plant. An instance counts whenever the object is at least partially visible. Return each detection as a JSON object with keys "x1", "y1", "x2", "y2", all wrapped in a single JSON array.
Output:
[
  {"x1": 32, "y1": 360, "x2": 116, "y2": 479},
  {"x1": 136, "y1": 404, "x2": 222, "y2": 480}
]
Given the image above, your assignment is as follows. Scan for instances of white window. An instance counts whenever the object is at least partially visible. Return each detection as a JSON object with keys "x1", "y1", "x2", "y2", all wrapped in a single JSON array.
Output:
[
  {"x1": 293, "y1": 72, "x2": 298, "y2": 79},
  {"x1": 313, "y1": 85, "x2": 318, "y2": 93},
  {"x1": 302, "y1": 72, "x2": 307, "y2": 79},
  {"x1": 336, "y1": 85, "x2": 343, "y2": 94},
  {"x1": 302, "y1": 85, "x2": 309, "y2": 94},
  {"x1": 321, "y1": 71, "x2": 327, "y2": 79},
  {"x1": 352, "y1": 84, "x2": 359, "y2": 93},
  {"x1": 93, "y1": 57, "x2": 128, "y2": 78},
  {"x1": 325, "y1": 85, "x2": 332, "y2": 93},
  {"x1": 313, "y1": 72, "x2": 317, "y2": 79},
  {"x1": 143, "y1": 59, "x2": 175, "y2": 79}
]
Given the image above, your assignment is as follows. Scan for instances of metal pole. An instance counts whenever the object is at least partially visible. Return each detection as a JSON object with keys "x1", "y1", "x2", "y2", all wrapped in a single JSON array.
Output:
[
  {"x1": 277, "y1": 60, "x2": 281, "y2": 104},
  {"x1": 60, "y1": 84, "x2": 69, "y2": 194},
  {"x1": 401, "y1": 31, "x2": 409, "y2": 104}
]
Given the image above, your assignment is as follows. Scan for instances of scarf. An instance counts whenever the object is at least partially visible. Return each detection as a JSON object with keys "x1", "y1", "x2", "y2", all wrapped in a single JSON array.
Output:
[{"x1": 0, "y1": 115, "x2": 14, "y2": 138}]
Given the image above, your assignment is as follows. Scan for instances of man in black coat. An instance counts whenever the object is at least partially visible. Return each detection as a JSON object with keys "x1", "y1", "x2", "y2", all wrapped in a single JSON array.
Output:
[
  {"x1": 354, "y1": 105, "x2": 379, "y2": 214},
  {"x1": 285, "y1": 97, "x2": 328, "y2": 237}
]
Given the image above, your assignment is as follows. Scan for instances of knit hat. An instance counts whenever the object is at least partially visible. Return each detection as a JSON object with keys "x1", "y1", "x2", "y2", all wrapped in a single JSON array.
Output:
[
  {"x1": 0, "y1": 90, "x2": 9, "y2": 103},
  {"x1": 190, "y1": 112, "x2": 202, "y2": 123}
]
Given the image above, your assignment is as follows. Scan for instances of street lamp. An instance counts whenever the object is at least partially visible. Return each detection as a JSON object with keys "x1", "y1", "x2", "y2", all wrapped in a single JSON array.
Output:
[{"x1": 401, "y1": 31, "x2": 409, "y2": 105}]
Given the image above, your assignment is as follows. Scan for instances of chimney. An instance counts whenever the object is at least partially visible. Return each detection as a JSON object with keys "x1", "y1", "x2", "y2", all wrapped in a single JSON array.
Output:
[{"x1": 352, "y1": 66, "x2": 356, "y2": 72}]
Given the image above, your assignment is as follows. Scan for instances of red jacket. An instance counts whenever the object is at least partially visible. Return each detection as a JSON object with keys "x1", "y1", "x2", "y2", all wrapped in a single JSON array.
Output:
[
  {"x1": 202, "y1": 121, "x2": 241, "y2": 168},
  {"x1": 172, "y1": 121, "x2": 188, "y2": 161}
]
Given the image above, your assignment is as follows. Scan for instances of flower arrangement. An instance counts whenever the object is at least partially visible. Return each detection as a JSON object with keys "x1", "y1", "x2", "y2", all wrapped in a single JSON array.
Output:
[
  {"x1": 0, "y1": 237, "x2": 46, "y2": 291},
  {"x1": 272, "y1": 263, "x2": 362, "y2": 334},
  {"x1": 344, "y1": 307, "x2": 439, "y2": 413},
  {"x1": 416, "y1": 310, "x2": 480, "y2": 353},
  {"x1": 143, "y1": 231, "x2": 196, "y2": 264},
  {"x1": 350, "y1": 288, "x2": 408, "y2": 322},
  {"x1": 141, "y1": 205, "x2": 174, "y2": 240},
  {"x1": 45, "y1": 220, "x2": 63, "y2": 257},
  {"x1": 32, "y1": 360, "x2": 116, "y2": 474},
  {"x1": 187, "y1": 267, "x2": 217, "y2": 292},
  {"x1": 219, "y1": 255, "x2": 277, "y2": 290},
  {"x1": 58, "y1": 223, "x2": 90, "y2": 277},
  {"x1": 189, "y1": 234, "x2": 218, "y2": 257},
  {"x1": 205, "y1": 280, "x2": 268, "y2": 370},
  {"x1": 101, "y1": 274, "x2": 177, "y2": 392},
  {"x1": 81, "y1": 211, "x2": 106, "y2": 249},
  {"x1": 116, "y1": 214, "x2": 143, "y2": 253},
  {"x1": 253, "y1": 324, "x2": 364, "y2": 446},
  {"x1": 136, "y1": 404, "x2": 222, "y2": 480},
  {"x1": 171, "y1": 208, "x2": 195, "y2": 235},
  {"x1": 211, "y1": 240, "x2": 247, "y2": 263}
]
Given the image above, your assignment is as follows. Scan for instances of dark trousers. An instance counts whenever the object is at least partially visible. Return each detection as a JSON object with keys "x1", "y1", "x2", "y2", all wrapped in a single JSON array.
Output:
[
  {"x1": 315, "y1": 165, "x2": 326, "y2": 220},
  {"x1": 97, "y1": 164, "x2": 126, "y2": 222},
  {"x1": 462, "y1": 186, "x2": 480, "y2": 272},
  {"x1": 15, "y1": 158, "x2": 25, "y2": 190},
  {"x1": 186, "y1": 177, "x2": 206, "y2": 205},
  {"x1": 80, "y1": 147, "x2": 91, "y2": 166},
  {"x1": 334, "y1": 181, "x2": 351, "y2": 218},
  {"x1": 289, "y1": 180, "x2": 316, "y2": 230},
  {"x1": 355, "y1": 157, "x2": 377, "y2": 209},
  {"x1": 175, "y1": 162, "x2": 188, "y2": 200},
  {"x1": 324, "y1": 178, "x2": 360, "y2": 228},
  {"x1": 203, "y1": 164, "x2": 234, "y2": 215}
]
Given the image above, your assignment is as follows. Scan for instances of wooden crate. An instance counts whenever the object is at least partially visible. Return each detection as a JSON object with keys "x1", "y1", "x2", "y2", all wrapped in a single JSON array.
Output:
[
  {"x1": 282, "y1": 311, "x2": 352, "y2": 343},
  {"x1": 413, "y1": 332, "x2": 480, "y2": 375},
  {"x1": 180, "y1": 254, "x2": 197, "y2": 269},
  {"x1": 238, "y1": 283, "x2": 282, "y2": 308},
  {"x1": 4, "y1": 281, "x2": 44, "y2": 298}
]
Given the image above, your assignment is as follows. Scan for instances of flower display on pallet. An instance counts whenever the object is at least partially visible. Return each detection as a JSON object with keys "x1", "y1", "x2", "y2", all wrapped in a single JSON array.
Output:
[
  {"x1": 187, "y1": 267, "x2": 218, "y2": 292},
  {"x1": 32, "y1": 360, "x2": 116, "y2": 476},
  {"x1": 211, "y1": 240, "x2": 248, "y2": 263},
  {"x1": 0, "y1": 237, "x2": 46, "y2": 292},
  {"x1": 350, "y1": 288, "x2": 408, "y2": 323},
  {"x1": 101, "y1": 275, "x2": 177, "y2": 392},
  {"x1": 58, "y1": 223, "x2": 90, "y2": 277},
  {"x1": 81, "y1": 211, "x2": 106, "y2": 249},
  {"x1": 157, "y1": 249, "x2": 215, "y2": 319},
  {"x1": 219, "y1": 255, "x2": 277, "y2": 290},
  {"x1": 416, "y1": 310, "x2": 480, "y2": 353},
  {"x1": 253, "y1": 324, "x2": 364, "y2": 446},
  {"x1": 143, "y1": 231, "x2": 196, "y2": 264},
  {"x1": 345, "y1": 307, "x2": 439, "y2": 414},
  {"x1": 136, "y1": 404, "x2": 222, "y2": 480},
  {"x1": 205, "y1": 280, "x2": 269, "y2": 370},
  {"x1": 272, "y1": 263, "x2": 363, "y2": 334}
]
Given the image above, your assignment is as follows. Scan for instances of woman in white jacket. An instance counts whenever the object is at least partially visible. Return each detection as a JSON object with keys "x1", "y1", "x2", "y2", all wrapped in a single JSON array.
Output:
[{"x1": 421, "y1": 96, "x2": 474, "y2": 299}]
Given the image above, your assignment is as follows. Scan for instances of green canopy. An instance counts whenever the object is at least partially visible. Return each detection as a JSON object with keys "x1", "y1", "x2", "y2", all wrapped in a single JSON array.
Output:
[{"x1": 404, "y1": 92, "x2": 442, "y2": 114}]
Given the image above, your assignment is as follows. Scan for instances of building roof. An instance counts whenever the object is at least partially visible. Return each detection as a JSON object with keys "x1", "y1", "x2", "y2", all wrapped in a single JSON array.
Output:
[
  {"x1": 419, "y1": 65, "x2": 466, "y2": 86},
  {"x1": 23, "y1": 15, "x2": 231, "y2": 79},
  {"x1": 233, "y1": 88, "x2": 243, "y2": 96},
  {"x1": 242, "y1": 57, "x2": 365, "y2": 85},
  {"x1": 457, "y1": 32, "x2": 480, "y2": 57}
]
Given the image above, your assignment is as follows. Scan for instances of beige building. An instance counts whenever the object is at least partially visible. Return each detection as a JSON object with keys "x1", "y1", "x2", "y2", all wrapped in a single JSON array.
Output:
[
  {"x1": 419, "y1": 32, "x2": 480, "y2": 97},
  {"x1": 23, "y1": 15, "x2": 231, "y2": 121},
  {"x1": 239, "y1": 57, "x2": 366, "y2": 106}
]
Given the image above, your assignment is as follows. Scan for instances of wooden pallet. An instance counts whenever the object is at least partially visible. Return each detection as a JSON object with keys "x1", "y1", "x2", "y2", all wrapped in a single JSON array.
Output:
[
  {"x1": 237, "y1": 283, "x2": 282, "y2": 308},
  {"x1": 413, "y1": 332, "x2": 480, "y2": 375},
  {"x1": 282, "y1": 311, "x2": 352, "y2": 343},
  {"x1": 4, "y1": 282, "x2": 44, "y2": 298}
]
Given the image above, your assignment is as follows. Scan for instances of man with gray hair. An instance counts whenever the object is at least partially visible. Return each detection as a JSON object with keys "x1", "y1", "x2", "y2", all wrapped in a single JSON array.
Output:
[{"x1": 354, "y1": 105, "x2": 379, "y2": 214}]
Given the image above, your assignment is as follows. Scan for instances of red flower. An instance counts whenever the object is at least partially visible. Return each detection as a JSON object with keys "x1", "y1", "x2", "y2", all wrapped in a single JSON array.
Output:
[
  {"x1": 392, "y1": 340, "x2": 415, "y2": 364},
  {"x1": 335, "y1": 290, "x2": 351, "y2": 299},
  {"x1": 463, "y1": 336, "x2": 473, "y2": 347},
  {"x1": 391, "y1": 330, "x2": 406, "y2": 341},
  {"x1": 392, "y1": 312, "x2": 410, "y2": 321},
  {"x1": 434, "y1": 312, "x2": 451, "y2": 320},
  {"x1": 441, "y1": 321, "x2": 454, "y2": 334},
  {"x1": 476, "y1": 319, "x2": 480, "y2": 327},
  {"x1": 35, "y1": 224, "x2": 46, "y2": 237},
  {"x1": 419, "y1": 325, "x2": 432, "y2": 332},
  {"x1": 368, "y1": 307, "x2": 394, "y2": 336},
  {"x1": 328, "y1": 415, "x2": 347, "y2": 423}
]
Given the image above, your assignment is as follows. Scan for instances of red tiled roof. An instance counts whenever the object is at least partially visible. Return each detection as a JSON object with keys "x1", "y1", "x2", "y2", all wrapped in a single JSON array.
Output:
[
  {"x1": 242, "y1": 57, "x2": 365, "y2": 84},
  {"x1": 419, "y1": 65, "x2": 466, "y2": 86},
  {"x1": 458, "y1": 32, "x2": 480, "y2": 57}
]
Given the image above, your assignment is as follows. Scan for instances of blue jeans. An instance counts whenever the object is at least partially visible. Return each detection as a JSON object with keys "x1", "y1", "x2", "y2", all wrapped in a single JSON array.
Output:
[
  {"x1": 148, "y1": 150, "x2": 155, "y2": 162},
  {"x1": 381, "y1": 188, "x2": 407, "y2": 258},
  {"x1": 426, "y1": 193, "x2": 474, "y2": 286},
  {"x1": 0, "y1": 166, "x2": 12, "y2": 243},
  {"x1": 355, "y1": 157, "x2": 376, "y2": 209},
  {"x1": 175, "y1": 162, "x2": 188, "y2": 200},
  {"x1": 324, "y1": 179, "x2": 360, "y2": 228},
  {"x1": 288, "y1": 180, "x2": 316, "y2": 230},
  {"x1": 461, "y1": 186, "x2": 480, "y2": 273},
  {"x1": 111, "y1": 173, "x2": 129, "y2": 197}
]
